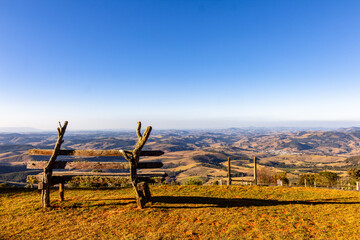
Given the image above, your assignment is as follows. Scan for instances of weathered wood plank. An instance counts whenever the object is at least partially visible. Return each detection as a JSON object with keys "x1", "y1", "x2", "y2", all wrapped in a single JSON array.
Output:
[
  {"x1": 29, "y1": 173, "x2": 167, "y2": 185},
  {"x1": 50, "y1": 171, "x2": 167, "y2": 177},
  {"x1": 231, "y1": 179, "x2": 255, "y2": 182},
  {"x1": 27, "y1": 161, "x2": 163, "y2": 170},
  {"x1": 29, "y1": 149, "x2": 164, "y2": 157}
]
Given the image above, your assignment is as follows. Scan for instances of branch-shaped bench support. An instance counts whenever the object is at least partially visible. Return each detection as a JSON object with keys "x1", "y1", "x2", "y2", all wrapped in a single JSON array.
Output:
[
  {"x1": 42, "y1": 121, "x2": 68, "y2": 207},
  {"x1": 120, "y1": 122, "x2": 153, "y2": 208}
]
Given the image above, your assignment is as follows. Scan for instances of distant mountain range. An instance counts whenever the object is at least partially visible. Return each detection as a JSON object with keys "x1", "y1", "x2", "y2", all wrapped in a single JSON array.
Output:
[
  {"x1": 1, "y1": 124, "x2": 360, "y2": 133},
  {"x1": 0, "y1": 127, "x2": 43, "y2": 133},
  {"x1": 1, "y1": 127, "x2": 360, "y2": 185}
]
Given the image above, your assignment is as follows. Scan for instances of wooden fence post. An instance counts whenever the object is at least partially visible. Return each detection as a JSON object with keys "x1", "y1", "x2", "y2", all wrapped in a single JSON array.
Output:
[
  {"x1": 253, "y1": 157, "x2": 257, "y2": 186},
  {"x1": 59, "y1": 183, "x2": 64, "y2": 201},
  {"x1": 227, "y1": 157, "x2": 232, "y2": 186}
]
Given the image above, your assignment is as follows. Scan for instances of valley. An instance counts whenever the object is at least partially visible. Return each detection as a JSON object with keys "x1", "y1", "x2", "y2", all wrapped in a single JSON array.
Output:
[{"x1": 1, "y1": 127, "x2": 360, "y2": 185}]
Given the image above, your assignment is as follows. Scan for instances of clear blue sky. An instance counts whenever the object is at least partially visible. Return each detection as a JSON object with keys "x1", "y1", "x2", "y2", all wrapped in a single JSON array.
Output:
[{"x1": 1, "y1": 0, "x2": 360, "y2": 130}]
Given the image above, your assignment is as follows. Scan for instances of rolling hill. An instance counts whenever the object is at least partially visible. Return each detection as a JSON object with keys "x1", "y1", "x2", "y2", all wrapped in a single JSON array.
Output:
[{"x1": 1, "y1": 127, "x2": 360, "y2": 184}]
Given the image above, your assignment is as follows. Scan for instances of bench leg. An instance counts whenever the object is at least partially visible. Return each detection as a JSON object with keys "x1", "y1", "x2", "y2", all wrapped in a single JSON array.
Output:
[
  {"x1": 42, "y1": 186, "x2": 50, "y2": 208},
  {"x1": 135, "y1": 182, "x2": 151, "y2": 206},
  {"x1": 59, "y1": 183, "x2": 65, "y2": 202},
  {"x1": 132, "y1": 181, "x2": 147, "y2": 208},
  {"x1": 42, "y1": 171, "x2": 51, "y2": 208},
  {"x1": 143, "y1": 182, "x2": 152, "y2": 203}
]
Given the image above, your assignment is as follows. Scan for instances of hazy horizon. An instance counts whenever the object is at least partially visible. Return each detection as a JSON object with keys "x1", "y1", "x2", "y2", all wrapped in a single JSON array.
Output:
[
  {"x1": 1, "y1": 1, "x2": 360, "y2": 130},
  {"x1": 1, "y1": 120, "x2": 360, "y2": 132}
]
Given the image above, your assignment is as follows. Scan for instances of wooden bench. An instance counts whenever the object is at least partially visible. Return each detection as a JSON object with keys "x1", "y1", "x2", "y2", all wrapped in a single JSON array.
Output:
[{"x1": 27, "y1": 121, "x2": 166, "y2": 209}]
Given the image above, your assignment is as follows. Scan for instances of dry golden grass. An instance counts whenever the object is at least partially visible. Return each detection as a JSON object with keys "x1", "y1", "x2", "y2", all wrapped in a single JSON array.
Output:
[
  {"x1": 2, "y1": 186, "x2": 360, "y2": 239},
  {"x1": 172, "y1": 163, "x2": 198, "y2": 172}
]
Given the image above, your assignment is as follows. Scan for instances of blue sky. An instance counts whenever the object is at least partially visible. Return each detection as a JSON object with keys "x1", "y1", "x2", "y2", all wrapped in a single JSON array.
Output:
[{"x1": 0, "y1": 0, "x2": 360, "y2": 130}]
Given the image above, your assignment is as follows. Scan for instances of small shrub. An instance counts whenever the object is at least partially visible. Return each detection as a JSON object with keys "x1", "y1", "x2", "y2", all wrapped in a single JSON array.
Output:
[
  {"x1": 315, "y1": 171, "x2": 339, "y2": 187},
  {"x1": 273, "y1": 172, "x2": 290, "y2": 185},
  {"x1": 298, "y1": 173, "x2": 316, "y2": 186},
  {"x1": 24, "y1": 184, "x2": 34, "y2": 189},
  {"x1": 257, "y1": 167, "x2": 275, "y2": 185},
  {"x1": 26, "y1": 176, "x2": 38, "y2": 184},
  {"x1": 67, "y1": 176, "x2": 133, "y2": 188},
  {"x1": 67, "y1": 181, "x2": 79, "y2": 188},
  {"x1": 348, "y1": 168, "x2": 360, "y2": 181},
  {"x1": 0, "y1": 182, "x2": 10, "y2": 188},
  {"x1": 184, "y1": 178, "x2": 203, "y2": 185},
  {"x1": 169, "y1": 181, "x2": 180, "y2": 185}
]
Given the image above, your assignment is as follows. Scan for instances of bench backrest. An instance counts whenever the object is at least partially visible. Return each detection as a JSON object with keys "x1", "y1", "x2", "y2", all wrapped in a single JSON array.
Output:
[
  {"x1": 28, "y1": 121, "x2": 163, "y2": 209},
  {"x1": 27, "y1": 149, "x2": 164, "y2": 170}
]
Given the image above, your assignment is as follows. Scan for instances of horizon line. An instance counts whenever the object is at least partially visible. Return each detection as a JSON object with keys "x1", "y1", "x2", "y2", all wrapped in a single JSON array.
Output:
[{"x1": 1, "y1": 121, "x2": 360, "y2": 133}]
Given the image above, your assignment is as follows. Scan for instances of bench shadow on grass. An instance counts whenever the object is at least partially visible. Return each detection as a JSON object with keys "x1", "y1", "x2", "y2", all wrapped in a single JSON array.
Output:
[
  {"x1": 57, "y1": 195, "x2": 360, "y2": 209},
  {"x1": 150, "y1": 196, "x2": 360, "y2": 209},
  {"x1": 53, "y1": 196, "x2": 360, "y2": 209},
  {"x1": 5, "y1": 189, "x2": 359, "y2": 209}
]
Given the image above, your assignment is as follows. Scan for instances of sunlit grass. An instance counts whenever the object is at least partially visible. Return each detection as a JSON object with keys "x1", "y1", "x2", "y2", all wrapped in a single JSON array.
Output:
[{"x1": 1, "y1": 186, "x2": 360, "y2": 239}]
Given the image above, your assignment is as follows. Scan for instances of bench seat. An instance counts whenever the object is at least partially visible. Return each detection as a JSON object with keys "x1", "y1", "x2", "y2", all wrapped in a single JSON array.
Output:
[{"x1": 28, "y1": 171, "x2": 167, "y2": 188}]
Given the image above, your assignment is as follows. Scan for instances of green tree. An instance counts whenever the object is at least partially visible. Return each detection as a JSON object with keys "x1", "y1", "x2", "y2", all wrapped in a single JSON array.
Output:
[
  {"x1": 315, "y1": 171, "x2": 339, "y2": 187},
  {"x1": 347, "y1": 168, "x2": 360, "y2": 181},
  {"x1": 272, "y1": 172, "x2": 289, "y2": 185},
  {"x1": 184, "y1": 177, "x2": 203, "y2": 185},
  {"x1": 298, "y1": 173, "x2": 316, "y2": 186},
  {"x1": 257, "y1": 167, "x2": 275, "y2": 185}
]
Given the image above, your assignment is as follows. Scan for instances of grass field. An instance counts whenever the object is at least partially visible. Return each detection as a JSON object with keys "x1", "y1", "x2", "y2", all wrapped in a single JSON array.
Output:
[{"x1": 1, "y1": 185, "x2": 360, "y2": 239}]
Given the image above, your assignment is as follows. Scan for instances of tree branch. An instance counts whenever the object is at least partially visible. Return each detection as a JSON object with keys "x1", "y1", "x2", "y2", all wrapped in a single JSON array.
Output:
[
  {"x1": 119, "y1": 150, "x2": 132, "y2": 162},
  {"x1": 45, "y1": 121, "x2": 68, "y2": 169},
  {"x1": 133, "y1": 125, "x2": 152, "y2": 162},
  {"x1": 136, "y1": 121, "x2": 142, "y2": 139}
]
